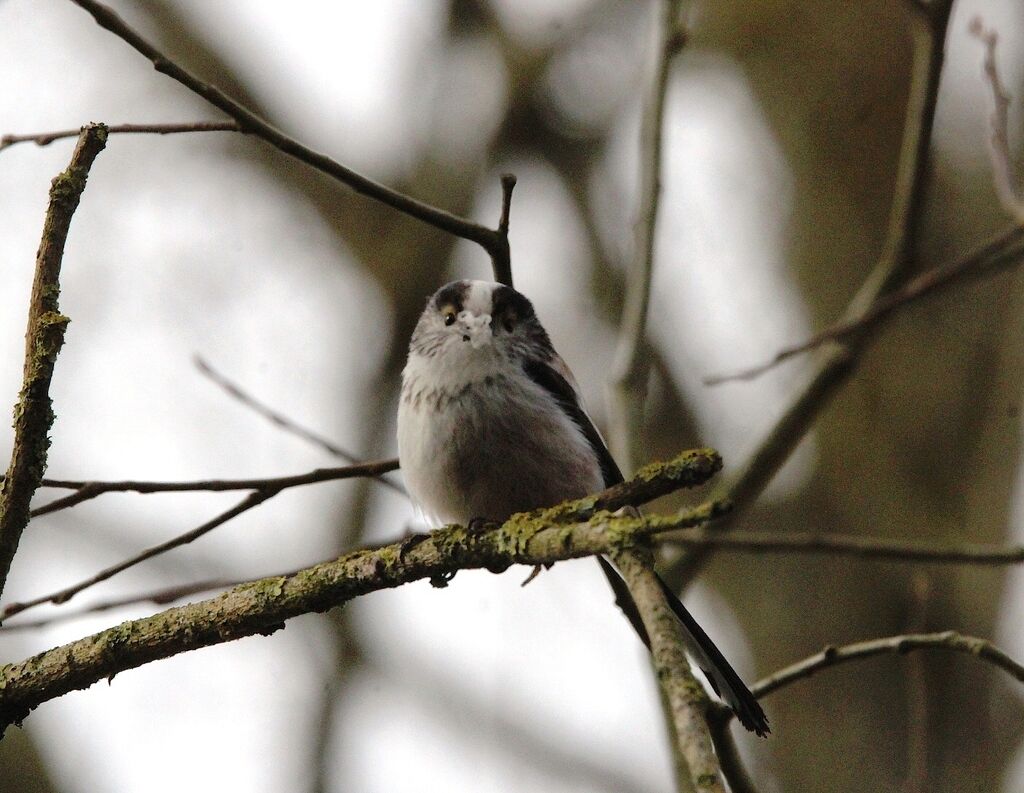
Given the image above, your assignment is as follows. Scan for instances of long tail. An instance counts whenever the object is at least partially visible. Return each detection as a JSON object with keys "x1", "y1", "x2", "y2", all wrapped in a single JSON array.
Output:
[{"x1": 596, "y1": 557, "x2": 769, "y2": 737}]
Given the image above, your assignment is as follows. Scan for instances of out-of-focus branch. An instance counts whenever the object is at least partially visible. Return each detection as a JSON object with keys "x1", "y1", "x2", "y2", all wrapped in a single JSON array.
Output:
[
  {"x1": 0, "y1": 124, "x2": 107, "y2": 600},
  {"x1": 613, "y1": 548, "x2": 726, "y2": 793},
  {"x1": 663, "y1": 526, "x2": 1024, "y2": 564},
  {"x1": 704, "y1": 225, "x2": 1024, "y2": 383},
  {"x1": 193, "y1": 356, "x2": 405, "y2": 495},
  {"x1": 28, "y1": 458, "x2": 400, "y2": 517},
  {"x1": 707, "y1": 16, "x2": 1024, "y2": 385},
  {"x1": 0, "y1": 121, "x2": 239, "y2": 151},
  {"x1": 969, "y1": 18, "x2": 1024, "y2": 221},
  {"x1": 0, "y1": 448, "x2": 722, "y2": 735},
  {"x1": 66, "y1": 0, "x2": 517, "y2": 285},
  {"x1": 608, "y1": 0, "x2": 686, "y2": 473},
  {"x1": 664, "y1": 0, "x2": 956, "y2": 588}
]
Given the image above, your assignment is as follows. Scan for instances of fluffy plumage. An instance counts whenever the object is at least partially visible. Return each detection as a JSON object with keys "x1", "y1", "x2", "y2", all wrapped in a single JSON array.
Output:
[{"x1": 397, "y1": 279, "x2": 768, "y2": 736}]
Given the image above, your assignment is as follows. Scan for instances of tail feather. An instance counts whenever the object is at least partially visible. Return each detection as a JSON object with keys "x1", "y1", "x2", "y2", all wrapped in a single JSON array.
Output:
[
  {"x1": 656, "y1": 575, "x2": 770, "y2": 737},
  {"x1": 598, "y1": 556, "x2": 769, "y2": 737}
]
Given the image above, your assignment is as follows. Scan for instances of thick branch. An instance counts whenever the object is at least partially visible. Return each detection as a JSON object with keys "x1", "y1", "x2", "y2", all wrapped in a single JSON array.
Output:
[
  {"x1": 0, "y1": 124, "x2": 107, "y2": 599},
  {"x1": 66, "y1": 0, "x2": 515, "y2": 283},
  {"x1": 613, "y1": 549, "x2": 726, "y2": 793},
  {"x1": 0, "y1": 122, "x2": 238, "y2": 151},
  {"x1": 0, "y1": 448, "x2": 720, "y2": 735},
  {"x1": 608, "y1": 0, "x2": 686, "y2": 472}
]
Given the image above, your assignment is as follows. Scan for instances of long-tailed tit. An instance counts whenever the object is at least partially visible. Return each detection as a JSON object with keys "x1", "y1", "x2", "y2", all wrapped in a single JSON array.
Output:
[{"x1": 397, "y1": 279, "x2": 768, "y2": 736}]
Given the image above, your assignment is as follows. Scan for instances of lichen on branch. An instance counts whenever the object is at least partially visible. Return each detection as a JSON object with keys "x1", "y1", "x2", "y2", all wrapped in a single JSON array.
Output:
[
  {"x1": 0, "y1": 123, "x2": 107, "y2": 599},
  {"x1": 0, "y1": 447, "x2": 722, "y2": 736}
]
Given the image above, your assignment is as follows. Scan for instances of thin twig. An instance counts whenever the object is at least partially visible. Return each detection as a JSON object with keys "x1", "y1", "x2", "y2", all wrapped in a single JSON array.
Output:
[
  {"x1": 28, "y1": 458, "x2": 400, "y2": 517},
  {"x1": 66, "y1": 0, "x2": 515, "y2": 281},
  {"x1": 0, "y1": 124, "x2": 108, "y2": 600},
  {"x1": 707, "y1": 631, "x2": 1024, "y2": 730},
  {"x1": 494, "y1": 174, "x2": 517, "y2": 287},
  {"x1": 969, "y1": 18, "x2": 1024, "y2": 221},
  {"x1": 664, "y1": 1, "x2": 956, "y2": 588},
  {"x1": 0, "y1": 448, "x2": 723, "y2": 733},
  {"x1": 613, "y1": 548, "x2": 727, "y2": 793},
  {"x1": 752, "y1": 630, "x2": 1024, "y2": 699},
  {"x1": 3, "y1": 490, "x2": 278, "y2": 620},
  {"x1": 704, "y1": 226, "x2": 1024, "y2": 383},
  {"x1": 0, "y1": 121, "x2": 239, "y2": 151},
  {"x1": 663, "y1": 527, "x2": 1024, "y2": 564},
  {"x1": 0, "y1": 576, "x2": 250, "y2": 634},
  {"x1": 608, "y1": 1, "x2": 685, "y2": 473},
  {"x1": 193, "y1": 356, "x2": 405, "y2": 495}
]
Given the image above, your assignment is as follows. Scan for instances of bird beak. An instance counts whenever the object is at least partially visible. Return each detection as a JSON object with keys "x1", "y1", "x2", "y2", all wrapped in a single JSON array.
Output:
[{"x1": 459, "y1": 312, "x2": 492, "y2": 348}]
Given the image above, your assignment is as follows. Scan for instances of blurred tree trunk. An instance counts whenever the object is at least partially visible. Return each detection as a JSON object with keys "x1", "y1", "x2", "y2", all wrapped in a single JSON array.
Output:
[{"x1": 696, "y1": 2, "x2": 1024, "y2": 790}]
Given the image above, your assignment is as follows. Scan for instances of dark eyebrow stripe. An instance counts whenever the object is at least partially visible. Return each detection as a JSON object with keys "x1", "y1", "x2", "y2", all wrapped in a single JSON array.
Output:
[{"x1": 433, "y1": 281, "x2": 468, "y2": 312}]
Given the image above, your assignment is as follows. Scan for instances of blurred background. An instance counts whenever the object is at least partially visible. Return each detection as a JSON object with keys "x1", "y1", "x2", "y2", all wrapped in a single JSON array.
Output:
[{"x1": 1, "y1": 0, "x2": 1024, "y2": 791}]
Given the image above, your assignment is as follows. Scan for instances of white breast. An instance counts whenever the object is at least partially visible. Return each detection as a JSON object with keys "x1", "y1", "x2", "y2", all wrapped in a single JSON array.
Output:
[{"x1": 397, "y1": 360, "x2": 604, "y2": 525}]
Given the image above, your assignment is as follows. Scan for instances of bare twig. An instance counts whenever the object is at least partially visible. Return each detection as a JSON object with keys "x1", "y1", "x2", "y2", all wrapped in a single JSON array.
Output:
[
  {"x1": 608, "y1": 0, "x2": 685, "y2": 473},
  {"x1": 704, "y1": 226, "x2": 1024, "y2": 383},
  {"x1": 28, "y1": 458, "x2": 400, "y2": 517},
  {"x1": 664, "y1": 1, "x2": 956, "y2": 588},
  {"x1": 613, "y1": 548, "x2": 726, "y2": 793},
  {"x1": 969, "y1": 18, "x2": 1024, "y2": 221},
  {"x1": 663, "y1": 527, "x2": 1024, "y2": 565},
  {"x1": 0, "y1": 576, "x2": 249, "y2": 634},
  {"x1": 0, "y1": 448, "x2": 722, "y2": 734},
  {"x1": 707, "y1": 631, "x2": 1024, "y2": 732},
  {"x1": 193, "y1": 356, "x2": 405, "y2": 495},
  {"x1": 0, "y1": 122, "x2": 239, "y2": 151},
  {"x1": 3, "y1": 490, "x2": 276, "y2": 620},
  {"x1": 752, "y1": 631, "x2": 1024, "y2": 699},
  {"x1": 0, "y1": 124, "x2": 108, "y2": 600},
  {"x1": 494, "y1": 173, "x2": 517, "y2": 287},
  {"x1": 66, "y1": 0, "x2": 515, "y2": 283}
]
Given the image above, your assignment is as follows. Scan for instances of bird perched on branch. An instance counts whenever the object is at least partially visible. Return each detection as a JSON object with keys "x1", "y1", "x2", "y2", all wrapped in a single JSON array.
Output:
[{"x1": 397, "y1": 279, "x2": 768, "y2": 736}]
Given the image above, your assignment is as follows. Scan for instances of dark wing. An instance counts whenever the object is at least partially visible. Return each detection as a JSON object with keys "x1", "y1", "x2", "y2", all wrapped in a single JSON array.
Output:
[
  {"x1": 522, "y1": 354, "x2": 770, "y2": 737},
  {"x1": 521, "y1": 356, "x2": 623, "y2": 488}
]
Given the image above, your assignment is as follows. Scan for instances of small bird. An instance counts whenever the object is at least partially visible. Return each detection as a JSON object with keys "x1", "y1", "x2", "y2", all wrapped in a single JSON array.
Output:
[{"x1": 397, "y1": 279, "x2": 768, "y2": 736}]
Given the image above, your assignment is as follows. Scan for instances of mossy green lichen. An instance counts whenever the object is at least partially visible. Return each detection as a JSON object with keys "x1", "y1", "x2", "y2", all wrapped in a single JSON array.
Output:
[{"x1": 632, "y1": 447, "x2": 722, "y2": 487}]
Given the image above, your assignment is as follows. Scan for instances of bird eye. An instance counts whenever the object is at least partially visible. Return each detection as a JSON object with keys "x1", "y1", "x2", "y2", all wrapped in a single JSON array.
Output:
[
  {"x1": 443, "y1": 311, "x2": 456, "y2": 326},
  {"x1": 503, "y1": 318, "x2": 515, "y2": 333}
]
